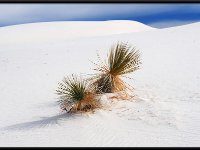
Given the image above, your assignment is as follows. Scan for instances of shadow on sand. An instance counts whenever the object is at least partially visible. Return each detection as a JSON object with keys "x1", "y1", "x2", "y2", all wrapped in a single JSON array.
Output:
[{"x1": 1, "y1": 113, "x2": 77, "y2": 131}]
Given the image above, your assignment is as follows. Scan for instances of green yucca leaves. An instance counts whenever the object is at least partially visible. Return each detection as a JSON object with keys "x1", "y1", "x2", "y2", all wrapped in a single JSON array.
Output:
[
  {"x1": 91, "y1": 41, "x2": 142, "y2": 94},
  {"x1": 56, "y1": 75, "x2": 87, "y2": 102},
  {"x1": 108, "y1": 41, "x2": 141, "y2": 76},
  {"x1": 56, "y1": 75, "x2": 88, "y2": 110},
  {"x1": 56, "y1": 41, "x2": 141, "y2": 112},
  {"x1": 56, "y1": 74, "x2": 99, "y2": 112}
]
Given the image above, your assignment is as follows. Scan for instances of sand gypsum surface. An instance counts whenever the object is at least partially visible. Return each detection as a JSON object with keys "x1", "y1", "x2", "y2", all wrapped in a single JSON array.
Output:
[{"x1": 0, "y1": 21, "x2": 200, "y2": 146}]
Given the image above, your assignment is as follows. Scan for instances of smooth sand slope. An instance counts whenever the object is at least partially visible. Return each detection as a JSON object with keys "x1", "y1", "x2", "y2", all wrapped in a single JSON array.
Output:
[
  {"x1": 0, "y1": 21, "x2": 200, "y2": 146},
  {"x1": 0, "y1": 20, "x2": 154, "y2": 44}
]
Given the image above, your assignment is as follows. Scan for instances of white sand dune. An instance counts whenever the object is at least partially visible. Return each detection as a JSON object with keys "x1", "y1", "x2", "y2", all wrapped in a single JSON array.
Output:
[
  {"x1": 0, "y1": 20, "x2": 154, "y2": 45},
  {"x1": 0, "y1": 20, "x2": 200, "y2": 146}
]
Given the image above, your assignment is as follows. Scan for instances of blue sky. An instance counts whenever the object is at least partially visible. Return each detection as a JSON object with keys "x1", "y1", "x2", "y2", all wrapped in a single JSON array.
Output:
[{"x1": 0, "y1": 4, "x2": 200, "y2": 28}]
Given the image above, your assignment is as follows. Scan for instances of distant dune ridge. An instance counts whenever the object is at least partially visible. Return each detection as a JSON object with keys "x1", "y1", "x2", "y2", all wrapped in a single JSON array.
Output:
[
  {"x1": 0, "y1": 20, "x2": 155, "y2": 44},
  {"x1": 0, "y1": 20, "x2": 200, "y2": 146}
]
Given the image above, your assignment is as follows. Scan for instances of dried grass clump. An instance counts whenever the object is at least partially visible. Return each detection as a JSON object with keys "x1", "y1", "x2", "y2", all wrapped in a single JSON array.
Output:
[
  {"x1": 56, "y1": 74, "x2": 100, "y2": 113},
  {"x1": 56, "y1": 41, "x2": 142, "y2": 113},
  {"x1": 90, "y1": 41, "x2": 141, "y2": 96}
]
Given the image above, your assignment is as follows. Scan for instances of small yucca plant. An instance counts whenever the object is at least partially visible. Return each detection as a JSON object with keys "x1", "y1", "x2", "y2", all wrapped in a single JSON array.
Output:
[
  {"x1": 56, "y1": 74, "x2": 100, "y2": 113},
  {"x1": 90, "y1": 41, "x2": 141, "y2": 95}
]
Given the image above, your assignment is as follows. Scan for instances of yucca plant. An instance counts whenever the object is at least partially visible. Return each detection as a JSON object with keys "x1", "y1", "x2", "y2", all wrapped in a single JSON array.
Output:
[
  {"x1": 90, "y1": 41, "x2": 141, "y2": 95},
  {"x1": 56, "y1": 74, "x2": 100, "y2": 113}
]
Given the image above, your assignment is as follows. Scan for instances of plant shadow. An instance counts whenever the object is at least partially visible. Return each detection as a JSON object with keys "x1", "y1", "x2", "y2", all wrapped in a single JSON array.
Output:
[{"x1": 2, "y1": 113, "x2": 75, "y2": 131}]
